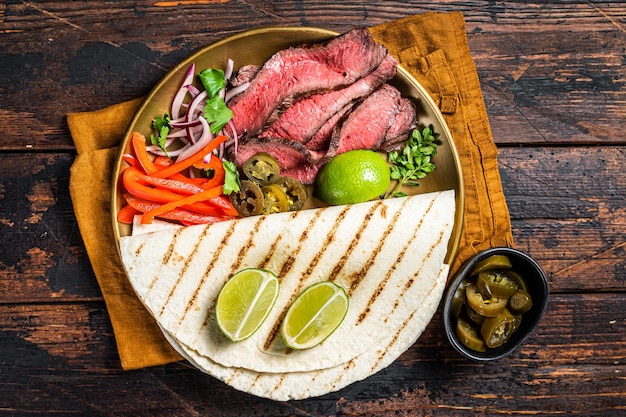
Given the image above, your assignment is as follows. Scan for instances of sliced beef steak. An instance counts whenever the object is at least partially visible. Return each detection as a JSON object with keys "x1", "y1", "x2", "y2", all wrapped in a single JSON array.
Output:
[
  {"x1": 379, "y1": 98, "x2": 417, "y2": 151},
  {"x1": 323, "y1": 84, "x2": 402, "y2": 162},
  {"x1": 259, "y1": 53, "x2": 397, "y2": 143},
  {"x1": 229, "y1": 28, "x2": 388, "y2": 138},
  {"x1": 306, "y1": 102, "x2": 354, "y2": 153},
  {"x1": 230, "y1": 64, "x2": 260, "y2": 87}
]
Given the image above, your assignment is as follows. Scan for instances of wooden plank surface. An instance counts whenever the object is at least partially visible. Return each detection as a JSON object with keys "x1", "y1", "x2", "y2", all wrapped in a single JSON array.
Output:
[
  {"x1": 0, "y1": 1, "x2": 624, "y2": 415},
  {"x1": 0, "y1": 295, "x2": 623, "y2": 416}
]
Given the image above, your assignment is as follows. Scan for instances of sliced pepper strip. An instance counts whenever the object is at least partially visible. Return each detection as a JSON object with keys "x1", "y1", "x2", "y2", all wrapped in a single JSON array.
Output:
[
  {"x1": 194, "y1": 155, "x2": 226, "y2": 189},
  {"x1": 123, "y1": 167, "x2": 189, "y2": 203},
  {"x1": 117, "y1": 203, "x2": 140, "y2": 224},
  {"x1": 123, "y1": 193, "x2": 230, "y2": 217},
  {"x1": 151, "y1": 135, "x2": 227, "y2": 179},
  {"x1": 124, "y1": 194, "x2": 231, "y2": 225},
  {"x1": 131, "y1": 132, "x2": 158, "y2": 174},
  {"x1": 141, "y1": 186, "x2": 224, "y2": 224}
]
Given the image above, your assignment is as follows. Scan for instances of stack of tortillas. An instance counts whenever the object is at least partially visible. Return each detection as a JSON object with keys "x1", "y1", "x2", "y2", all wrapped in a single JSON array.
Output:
[{"x1": 118, "y1": 189, "x2": 455, "y2": 400}]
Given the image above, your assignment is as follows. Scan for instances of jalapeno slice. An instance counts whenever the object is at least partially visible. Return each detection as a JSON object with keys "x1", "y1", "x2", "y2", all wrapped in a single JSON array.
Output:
[
  {"x1": 469, "y1": 254, "x2": 513, "y2": 277},
  {"x1": 261, "y1": 184, "x2": 289, "y2": 214},
  {"x1": 456, "y1": 317, "x2": 487, "y2": 352},
  {"x1": 508, "y1": 290, "x2": 533, "y2": 314},
  {"x1": 275, "y1": 176, "x2": 307, "y2": 211},
  {"x1": 243, "y1": 153, "x2": 281, "y2": 185},
  {"x1": 481, "y1": 308, "x2": 520, "y2": 348},
  {"x1": 450, "y1": 279, "x2": 470, "y2": 320},
  {"x1": 477, "y1": 270, "x2": 519, "y2": 299},
  {"x1": 229, "y1": 180, "x2": 264, "y2": 217},
  {"x1": 466, "y1": 283, "x2": 508, "y2": 318},
  {"x1": 506, "y1": 270, "x2": 528, "y2": 292},
  {"x1": 466, "y1": 303, "x2": 486, "y2": 326}
]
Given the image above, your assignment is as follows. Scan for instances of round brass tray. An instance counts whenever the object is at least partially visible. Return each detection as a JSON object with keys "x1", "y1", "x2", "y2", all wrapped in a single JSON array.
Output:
[{"x1": 111, "y1": 26, "x2": 464, "y2": 265}]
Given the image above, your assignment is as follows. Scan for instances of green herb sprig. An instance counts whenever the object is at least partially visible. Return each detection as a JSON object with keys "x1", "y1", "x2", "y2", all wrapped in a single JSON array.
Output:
[
  {"x1": 385, "y1": 126, "x2": 439, "y2": 198},
  {"x1": 150, "y1": 113, "x2": 171, "y2": 156}
]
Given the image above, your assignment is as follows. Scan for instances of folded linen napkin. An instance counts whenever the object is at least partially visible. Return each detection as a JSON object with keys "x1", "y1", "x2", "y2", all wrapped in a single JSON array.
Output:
[{"x1": 67, "y1": 11, "x2": 513, "y2": 370}]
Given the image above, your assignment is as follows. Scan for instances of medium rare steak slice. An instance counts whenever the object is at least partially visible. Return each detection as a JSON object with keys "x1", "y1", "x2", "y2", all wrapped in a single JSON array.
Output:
[
  {"x1": 306, "y1": 102, "x2": 354, "y2": 153},
  {"x1": 323, "y1": 84, "x2": 402, "y2": 162},
  {"x1": 259, "y1": 53, "x2": 398, "y2": 143},
  {"x1": 379, "y1": 98, "x2": 417, "y2": 152},
  {"x1": 228, "y1": 137, "x2": 320, "y2": 184},
  {"x1": 229, "y1": 28, "x2": 388, "y2": 138},
  {"x1": 230, "y1": 64, "x2": 260, "y2": 87}
]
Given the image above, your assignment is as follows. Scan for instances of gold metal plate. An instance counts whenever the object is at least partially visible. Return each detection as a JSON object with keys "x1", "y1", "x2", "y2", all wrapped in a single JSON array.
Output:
[{"x1": 111, "y1": 26, "x2": 464, "y2": 264}]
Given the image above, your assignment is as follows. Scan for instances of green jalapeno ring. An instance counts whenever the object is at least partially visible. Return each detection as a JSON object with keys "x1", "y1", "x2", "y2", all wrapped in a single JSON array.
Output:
[
  {"x1": 477, "y1": 270, "x2": 519, "y2": 299},
  {"x1": 469, "y1": 254, "x2": 513, "y2": 277},
  {"x1": 465, "y1": 283, "x2": 508, "y2": 318},
  {"x1": 508, "y1": 290, "x2": 533, "y2": 314},
  {"x1": 449, "y1": 279, "x2": 470, "y2": 320},
  {"x1": 229, "y1": 180, "x2": 264, "y2": 217},
  {"x1": 456, "y1": 317, "x2": 487, "y2": 352},
  {"x1": 481, "y1": 308, "x2": 520, "y2": 348},
  {"x1": 243, "y1": 152, "x2": 281, "y2": 186},
  {"x1": 505, "y1": 270, "x2": 529, "y2": 292},
  {"x1": 275, "y1": 176, "x2": 307, "y2": 211},
  {"x1": 261, "y1": 184, "x2": 289, "y2": 214}
]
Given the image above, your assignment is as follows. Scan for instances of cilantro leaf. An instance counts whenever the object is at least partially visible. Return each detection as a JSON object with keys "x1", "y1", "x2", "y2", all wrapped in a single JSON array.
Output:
[
  {"x1": 222, "y1": 159, "x2": 241, "y2": 195},
  {"x1": 204, "y1": 95, "x2": 234, "y2": 134},
  {"x1": 198, "y1": 68, "x2": 226, "y2": 98},
  {"x1": 150, "y1": 113, "x2": 171, "y2": 156},
  {"x1": 385, "y1": 125, "x2": 439, "y2": 198}
]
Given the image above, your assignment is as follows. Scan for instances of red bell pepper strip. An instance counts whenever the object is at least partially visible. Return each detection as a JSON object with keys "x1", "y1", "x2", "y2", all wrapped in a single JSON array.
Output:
[
  {"x1": 123, "y1": 193, "x2": 233, "y2": 218},
  {"x1": 194, "y1": 155, "x2": 226, "y2": 189},
  {"x1": 208, "y1": 195, "x2": 239, "y2": 217},
  {"x1": 117, "y1": 203, "x2": 140, "y2": 224},
  {"x1": 150, "y1": 135, "x2": 227, "y2": 179},
  {"x1": 123, "y1": 194, "x2": 231, "y2": 225},
  {"x1": 141, "y1": 186, "x2": 224, "y2": 224},
  {"x1": 122, "y1": 166, "x2": 189, "y2": 203},
  {"x1": 122, "y1": 153, "x2": 142, "y2": 170},
  {"x1": 131, "y1": 132, "x2": 158, "y2": 174}
]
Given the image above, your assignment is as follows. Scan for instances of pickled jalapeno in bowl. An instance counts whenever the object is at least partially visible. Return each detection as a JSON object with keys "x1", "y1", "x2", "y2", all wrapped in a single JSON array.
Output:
[{"x1": 443, "y1": 247, "x2": 549, "y2": 361}]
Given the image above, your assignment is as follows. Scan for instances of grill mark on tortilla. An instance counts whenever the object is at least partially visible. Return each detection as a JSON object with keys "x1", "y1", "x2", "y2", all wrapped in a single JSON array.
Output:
[
  {"x1": 158, "y1": 225, "x2": 211, "y2": 318},
  {"x1": 345, "y1": 198, "x2": 408, "y2": 297},
  {"x1": 272, "y1": 374, "x2": 287, "y2": 394},
  {"x1": 147, "y1": 228, "x2": 183, "y2": 293},
  {"x1": 370, "y1": 277, "x2": 442, "y2": 373},
  {"x1": 230, "y1": 215, "x2": 267, "y2": 272},
  {"x1": 356, "y1": 195, "x2": 434, "y2": 323},
  {"x1": 303, "y1": 205, "x2": 350, "y2": 280},
  {"x1": 328, "y1": 201, "x2": 383, "y2": 286},
  {"x1": 224, "y1": 367, "x2": 240, "y2": 386},
  {"x1": 382, "y1": 226, "x2": 446, "y2": 325},
  {"x1": 261, "y1": 207, "x2": 329, "y2": 351},
  {"x1": 184, "y1": 221, "x2": 238, "y2": 337},
  {"x1": 276, "y1": 207, "x2": 325, "y2": 277},
  {"x1": 370, "y1": 308, "x2": 416, "y2": 373}
]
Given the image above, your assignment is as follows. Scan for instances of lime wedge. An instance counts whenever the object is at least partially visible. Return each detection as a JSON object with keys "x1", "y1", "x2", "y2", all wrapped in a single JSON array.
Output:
[
  {"x1": 280, "y1": 281, "x2": 349, "y2": 350},
  {"x1": 216, "y1": 268, "x2": 279, "y2": 342}
]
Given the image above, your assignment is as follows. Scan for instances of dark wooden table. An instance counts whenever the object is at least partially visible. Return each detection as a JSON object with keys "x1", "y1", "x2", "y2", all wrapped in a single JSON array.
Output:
[{"x1": 1, "y1": 1, "x2": 624, "y2": 415}]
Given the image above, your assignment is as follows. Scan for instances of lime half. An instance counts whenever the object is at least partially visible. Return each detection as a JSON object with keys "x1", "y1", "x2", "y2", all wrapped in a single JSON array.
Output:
[
  {"x1": 280, "y1": 281, "x2": 349, "y2": 350},
  {"x1": 216, "y1": 268, "x2": 280, "y2": 342}
]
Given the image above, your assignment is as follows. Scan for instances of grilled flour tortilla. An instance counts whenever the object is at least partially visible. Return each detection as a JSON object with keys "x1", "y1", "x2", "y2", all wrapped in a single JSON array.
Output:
[
  {"x1": 161, "y1": 263, "x2": 448, "y2": 401},
  {"x1": 119, "y1": 190, "x2": 455, "y2": 375}
]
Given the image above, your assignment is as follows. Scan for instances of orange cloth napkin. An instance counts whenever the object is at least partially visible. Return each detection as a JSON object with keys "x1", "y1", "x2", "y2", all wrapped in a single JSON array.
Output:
[{"x1": 67, "y1": 11, "x2": 513, "y2": 370}]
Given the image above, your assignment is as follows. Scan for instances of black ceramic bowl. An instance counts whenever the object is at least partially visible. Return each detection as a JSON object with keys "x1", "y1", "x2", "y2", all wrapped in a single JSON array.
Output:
[{"x1": 443, "y1": 247, "x2": 549, "y2": 361}]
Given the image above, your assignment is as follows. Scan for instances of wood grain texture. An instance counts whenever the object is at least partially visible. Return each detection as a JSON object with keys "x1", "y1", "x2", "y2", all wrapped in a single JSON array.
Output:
[
  {"x1": 1, "y1": 1, "x2": 625, "y2": 149},
  {"x1": 0, "y1": 1, "x2": 624, "y2": 415},
  {"x1": 0, "y1": 296, "x2": 623, "y2": 416}
]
